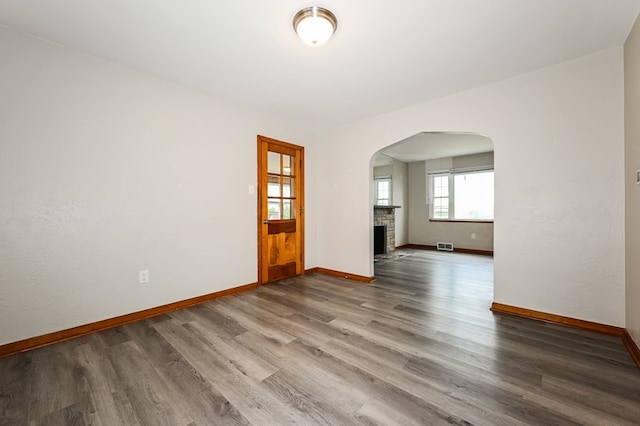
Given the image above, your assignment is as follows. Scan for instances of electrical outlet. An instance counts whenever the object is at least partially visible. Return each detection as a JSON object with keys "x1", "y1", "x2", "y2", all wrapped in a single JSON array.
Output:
[
  {"x1": 139, "y1": 269, "x2": 149, "y2": 284},
  {"x1": 471, "y1": 233, "x2": 477, "y2": 240}
]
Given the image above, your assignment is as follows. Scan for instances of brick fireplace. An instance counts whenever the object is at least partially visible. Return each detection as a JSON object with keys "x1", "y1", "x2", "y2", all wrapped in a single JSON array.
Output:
[{"x1": 374, "y1": 206, "x2": 399, "y2": 254}]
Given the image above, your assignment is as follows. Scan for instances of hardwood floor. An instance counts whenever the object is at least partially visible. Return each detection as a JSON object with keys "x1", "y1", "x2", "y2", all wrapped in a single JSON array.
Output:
[{"x1": 1, "y1": 249, "x2": 639, "y2": 425}]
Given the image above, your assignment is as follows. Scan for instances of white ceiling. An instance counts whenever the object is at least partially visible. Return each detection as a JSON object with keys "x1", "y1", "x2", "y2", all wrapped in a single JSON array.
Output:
[
  {"x1": 1, "y1": 1, "x2": 639, "y2": 131},
  {"x1": 378, "y1": 132, "x2": 494, "y2": 163}
]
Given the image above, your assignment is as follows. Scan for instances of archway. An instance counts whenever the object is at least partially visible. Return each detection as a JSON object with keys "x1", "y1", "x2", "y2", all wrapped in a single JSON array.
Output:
[{"x1": 370, "y1": 132, "x2": 495, "y2": 270}]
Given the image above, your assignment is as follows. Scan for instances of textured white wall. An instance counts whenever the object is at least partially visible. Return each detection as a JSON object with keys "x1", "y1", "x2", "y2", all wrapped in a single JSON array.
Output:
[
  {"x1": 625, "y1": 14, "x2": 640, "y2": 344},
  {"x1": 317, "y1": 48, "x2": 625, "y2": 326},
  {"x1": 0, "y1": 27, "x2": 316, "y2": 345}
]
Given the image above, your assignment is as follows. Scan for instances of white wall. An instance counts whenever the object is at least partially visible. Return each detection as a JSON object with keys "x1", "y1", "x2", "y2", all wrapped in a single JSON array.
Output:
[
  {"x1": 625, "y1": 14, "x2": 640, "y2": 345},
  {"x1": 0, "y1": 26, "x2": 316, "y2": 345},
  {"x1": 408, "y1": 152, "x2": 494, "y2": 251},
  {"x1": 373, "y1": 165, "x2": 393, "y2": 178},
  {"x1": 317, "y1": 48, "x2": 625, "y2": 326},
  {"x1": 392, "y1": 159, "x2": 409, "y2": 246}
]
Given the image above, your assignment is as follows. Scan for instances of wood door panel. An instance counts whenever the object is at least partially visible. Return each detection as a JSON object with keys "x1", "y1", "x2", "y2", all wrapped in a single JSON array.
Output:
[
  {"x1": 267, "y1": 220, "x2": 296, "y2": 235},
  {"x1": 268, "y1": 232, "x2": 297, "y2": 266},
  {"x1": 267, "y1": 263, "x2": 297, "y2": 282}
]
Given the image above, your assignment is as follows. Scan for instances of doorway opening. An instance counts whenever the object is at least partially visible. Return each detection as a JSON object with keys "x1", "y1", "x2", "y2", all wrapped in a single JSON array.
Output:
[{"x1": 370, "y1": 131, "x2": 495, "y2": 267}]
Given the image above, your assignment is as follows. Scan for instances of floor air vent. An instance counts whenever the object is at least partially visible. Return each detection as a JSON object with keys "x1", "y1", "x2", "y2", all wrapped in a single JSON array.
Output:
[{"x1": 437, "y1": 242, "x2": 454, "y2": 252}]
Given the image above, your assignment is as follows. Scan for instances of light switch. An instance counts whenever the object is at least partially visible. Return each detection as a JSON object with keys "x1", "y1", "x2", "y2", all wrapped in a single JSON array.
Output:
[{"x1": 248, "y1": 185, "x2": 255, "y2": 194}]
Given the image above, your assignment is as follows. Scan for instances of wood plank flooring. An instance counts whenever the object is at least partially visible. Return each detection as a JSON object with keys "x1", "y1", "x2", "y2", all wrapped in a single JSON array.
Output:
[{"x1": 1, "y1": 249, "x2": 639, "y2": 425}]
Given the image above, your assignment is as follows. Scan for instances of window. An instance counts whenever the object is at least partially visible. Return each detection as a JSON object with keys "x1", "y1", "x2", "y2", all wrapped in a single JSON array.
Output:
[
  {"x1": 432, "y1": 175, "x2": 449, "y2": 219},
  {"x1": 429, "y1": 170, "x2": 494, "y2": 221},
  {"x1": 374, "y1": 177, "x2": 391, "y2": 206}
]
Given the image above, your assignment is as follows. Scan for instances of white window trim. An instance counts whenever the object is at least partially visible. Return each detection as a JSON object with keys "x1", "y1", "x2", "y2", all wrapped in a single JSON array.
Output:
[
  {"x1": 427, "y1": 172, "x2": 452, "y2": 219},
  {"x1": 374, "y1": 176, "x2": 392, "y2": 206}
]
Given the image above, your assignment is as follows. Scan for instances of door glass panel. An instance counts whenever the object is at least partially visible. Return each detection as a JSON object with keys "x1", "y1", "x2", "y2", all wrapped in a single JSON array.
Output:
[
  {"x1": 268, "y1": 198, "x2": 281, "y2": 219},
  {"x1": 268, "y1": 176, "x2": 281, "y2": 197},
  {"x1": 283, "y1": 200, "x2": 294, "y2": 219},
  {"x1": 283, "y1": 177, "x2": 293, "y2": 197},
  {"x1": 268, "y1": 152, "x2": 280, "y2": 174},
  {"x1": 283, "y1": 155, "x2": 292, "y2": 176},
  {"x1": 266, "y1": 149, "x2": 296, "y2": 221}
]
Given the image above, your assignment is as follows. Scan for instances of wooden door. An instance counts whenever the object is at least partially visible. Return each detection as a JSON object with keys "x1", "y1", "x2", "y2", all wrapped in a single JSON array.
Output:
[{"x1": 257, "y1": 135, "x2": 304, "y2": 284}]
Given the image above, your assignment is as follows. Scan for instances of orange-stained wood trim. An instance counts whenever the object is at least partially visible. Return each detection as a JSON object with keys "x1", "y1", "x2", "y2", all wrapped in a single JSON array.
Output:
[
  {"x1": 404, "y1": 244, "x2": 437, "y2": 251},
  {"x1": 0, "y1": 282, "x2": 258, "y2": 358},
  {"x1": 404, "y1": 244, "x2": 493, "y2": 257},
  {"x1": 490, "y1": 302, "x2": 625, "y2": 336},
  {"x1": 311, "y1": 267, "x2": 375, "y2": 283},
  {"x1": 453, "y1": 247, "x2": 493, "y2": 256},
  {"x1": 622, "y1": 330, "x2": 640, "y2": 369}
]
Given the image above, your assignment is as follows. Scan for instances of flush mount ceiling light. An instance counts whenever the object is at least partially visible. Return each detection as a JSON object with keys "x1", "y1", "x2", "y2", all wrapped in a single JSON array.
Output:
[{"x1": 293, "y1": 6, "x2": 338, "y2": 46}]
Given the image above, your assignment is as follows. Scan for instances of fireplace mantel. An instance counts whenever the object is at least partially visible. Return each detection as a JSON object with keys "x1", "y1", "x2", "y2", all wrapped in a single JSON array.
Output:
[{"x1": 373, "y1": 205, "x2": 401, "y2": 209}]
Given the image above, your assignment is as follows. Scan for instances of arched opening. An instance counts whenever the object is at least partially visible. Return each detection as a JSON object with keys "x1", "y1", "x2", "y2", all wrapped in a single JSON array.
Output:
[{"x1": 370, "y1": 131, "x2": 495, "y2": 271}]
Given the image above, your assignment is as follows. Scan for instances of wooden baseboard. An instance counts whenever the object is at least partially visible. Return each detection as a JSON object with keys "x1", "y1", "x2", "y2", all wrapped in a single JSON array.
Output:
[
  {"x1": 622, "y1": 330, "x2": 640, "y2": 369},
  {"x1": 490, "y1": 302, "x2": 624, "y2": 336},
  {"x1": 307, "y1": 267, "x2": 375, "y2": 283},
  {"x1": 0, "y1": 282, "x2": 258, "y2": 358},
  {"x1": 404, "y1": 244, "x2": 493, "y2": 256}
]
